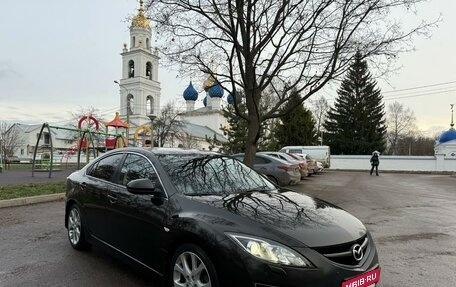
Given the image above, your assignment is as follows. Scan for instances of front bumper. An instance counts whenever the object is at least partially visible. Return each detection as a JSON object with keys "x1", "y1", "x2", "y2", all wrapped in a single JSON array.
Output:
[{"x1": 212, "y1": 234, "x2": 380, "y2": 287}]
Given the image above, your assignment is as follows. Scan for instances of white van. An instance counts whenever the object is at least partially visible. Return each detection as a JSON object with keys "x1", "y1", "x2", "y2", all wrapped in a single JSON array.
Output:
[{"x1": 279, "y1": 145, "x2": 331, "y2": 168}]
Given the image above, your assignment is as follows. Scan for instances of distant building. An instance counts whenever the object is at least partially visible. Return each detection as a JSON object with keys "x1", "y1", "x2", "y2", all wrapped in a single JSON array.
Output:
[
  {"x1": 116, "y1": 1, "x2": 161, "y2": 132},
  {"x1": 7, "y1": 123, "x2": 76, "y2": 160},
  {"x1": 434, "y1": 105, "x2": 456, "y2": 158},
  {"x1": 116, "y1": 3, "x2": 229, "y2": 151},
  {"x1": 178, "y1": 77, "x2": 230, "y2": 150}
]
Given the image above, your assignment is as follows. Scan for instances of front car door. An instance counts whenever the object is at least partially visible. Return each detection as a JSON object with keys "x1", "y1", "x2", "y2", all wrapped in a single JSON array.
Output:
[{"x1": 105, "y1": 152, "x2": 169, "y2": 274}]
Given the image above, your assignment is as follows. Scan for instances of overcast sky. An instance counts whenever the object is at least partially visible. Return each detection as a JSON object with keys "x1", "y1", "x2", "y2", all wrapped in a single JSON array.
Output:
[{"x1": 0, "y1": 0, "x2": 455, "y2": 137}]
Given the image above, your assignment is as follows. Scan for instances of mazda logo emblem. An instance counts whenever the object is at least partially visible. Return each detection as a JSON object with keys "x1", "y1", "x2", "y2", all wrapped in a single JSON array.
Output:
[{"x1": 352, "y1": 244, "x2": 364, "y2": 261}]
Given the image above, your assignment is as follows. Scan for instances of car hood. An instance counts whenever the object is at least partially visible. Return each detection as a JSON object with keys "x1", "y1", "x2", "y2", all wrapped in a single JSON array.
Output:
[{"x1": 186, "y1": 190, "x2": 367, "y2": 247}]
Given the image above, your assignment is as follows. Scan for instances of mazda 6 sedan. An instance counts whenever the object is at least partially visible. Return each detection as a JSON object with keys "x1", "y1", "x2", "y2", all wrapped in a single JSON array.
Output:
[{"x1": 65, "y1": 147, "x2": 380, "y2": 287}]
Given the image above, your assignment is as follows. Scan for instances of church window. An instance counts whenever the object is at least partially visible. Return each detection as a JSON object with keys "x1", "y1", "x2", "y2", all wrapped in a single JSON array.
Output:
[
  {"x1": 44, "y1": 132, "x2": 50, "y2": 145},
  {"x1": 127, "y1": 94, "x2": 134, "y2": 114},
  {"x1": 128, "y1": 60, "x2": 135, "y2": 78},
  {"x1": 146, "y1": 38, "x2": 150, "y2": 48},
  {"x1": 146, "y1": 62, "x2": 152, "y2": 80},
  {"x1": 146, "y1": 96, "x2": 154, "y2": 115},
  {"x1": 132, "y1": 36, "x2": 136, "y2": 48}
]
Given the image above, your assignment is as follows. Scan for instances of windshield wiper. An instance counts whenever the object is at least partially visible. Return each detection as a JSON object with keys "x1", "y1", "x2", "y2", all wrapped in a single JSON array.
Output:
[
  {"x1": 185, "y1": 192, "x2": 220, "y2": 196},
  {"x1": 239, "y1": 187, "x2": 275, "y2": 194}
]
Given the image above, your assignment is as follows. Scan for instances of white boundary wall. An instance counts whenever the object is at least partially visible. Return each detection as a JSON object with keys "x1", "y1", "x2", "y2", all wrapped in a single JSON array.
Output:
[{"x1": 330, "y1": 154, "x2": 456, "y2": 172}]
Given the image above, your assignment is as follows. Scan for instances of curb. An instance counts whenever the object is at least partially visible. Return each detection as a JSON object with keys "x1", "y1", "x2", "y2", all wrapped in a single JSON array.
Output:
[{"x1": 0, "y1": 193, "x2": 65, "y2": 209}]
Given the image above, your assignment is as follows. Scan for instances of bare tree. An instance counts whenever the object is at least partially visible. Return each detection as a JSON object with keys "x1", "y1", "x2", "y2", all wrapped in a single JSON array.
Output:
[
  {"x1": 179, "y1": 133, "x2": 200, "y2": 149},
  {"x1": 146, "y1": 0, "x2": 434, "y2": 165},
  {"x1": 70, "y1": 106, "x2": 106, "y2": 130},
  {"x1": 0, "y1": 121, "x2": 22, "y2": 160},
  {"x1": 386, "y1": 101, "x2": 417, "y2": 155},
  {"x1": 69, "y1": 106, "x2": 108, "y2": 148},
  {"x1": 308, "y1": 96, "x2": 330, "y2": 145},
  {"x1": 154, "y1": 102, "x2": 186, "y2": 147}
]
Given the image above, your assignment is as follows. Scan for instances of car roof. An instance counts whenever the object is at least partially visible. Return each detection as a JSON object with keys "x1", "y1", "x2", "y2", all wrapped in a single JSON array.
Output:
[
  {"x1": 259, "y1": 151, "x2": 299, "y2": 160},
  {"x1": 232, "y1": 152, "x2": 294, "y2": 165},
  {"x1": 150, "y1": 147, "x2": 218, "y2": 156},
  {"x1": 106, "y1": 147, "x2": 218, "y2": 156}
]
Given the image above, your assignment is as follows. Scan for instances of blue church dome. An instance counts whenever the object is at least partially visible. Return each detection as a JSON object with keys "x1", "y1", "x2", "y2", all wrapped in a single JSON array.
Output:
[
  {"x1": 439, "y1": 128, "x2": 456, "y2": 144},
  {"x1": 203, "y1": 96, "x2": 207, "y2": 107},
  {"x1": 183, "y1": 82, "x2": 198, "y2": 101},
  {"x1": 227, "y1": 92, "x2": 234, "y2": 105},
  {"x1": 208, "y1": 84, "x2": 224, "y2": 98}
]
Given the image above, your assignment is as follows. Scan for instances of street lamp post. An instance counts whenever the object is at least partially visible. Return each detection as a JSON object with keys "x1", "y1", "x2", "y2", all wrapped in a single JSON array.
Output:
[
  {"x1": 148, "y1": 115, "x2": 156, "y2": 147},
  {"x1": 0, "y1": 134, "x2": 3, "y2": 172},
  {"x1": 114, "y1": 80, "x2": 131, "y2": 126},
  {"x1": 114, "y1": 80, "x2": 132, "y2": 146}
]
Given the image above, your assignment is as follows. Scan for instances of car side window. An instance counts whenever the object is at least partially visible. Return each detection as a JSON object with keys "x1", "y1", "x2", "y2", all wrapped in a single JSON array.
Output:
[
  {"x1": 118, "y1": 153, "x2": 157, "y2": 186},
  {"x1": 88, "y1": 153, "x2": 124, "y2": 182},
  {"x1": 289, "y1": 149, "x2": 301, "y2": 154},
  {"x1": 254, "y1": 156, "x2": 270, "y2": 164}
]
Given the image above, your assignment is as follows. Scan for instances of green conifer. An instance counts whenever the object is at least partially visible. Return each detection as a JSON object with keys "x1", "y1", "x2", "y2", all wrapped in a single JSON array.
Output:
[{"x1": 324, "y1": 52, "x2": 386, "y2": 154}]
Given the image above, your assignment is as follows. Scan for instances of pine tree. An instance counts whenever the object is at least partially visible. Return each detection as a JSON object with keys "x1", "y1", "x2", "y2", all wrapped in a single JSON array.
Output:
[
  {"x1": 324, "y1": 52, "x2": 386, "y2": 155},
  {"x1": 220, "y1": 103, "x2": 249, "y2": 154},
  {"x1": 274, "y1": 89, "x2": 318, "y2": 148}
]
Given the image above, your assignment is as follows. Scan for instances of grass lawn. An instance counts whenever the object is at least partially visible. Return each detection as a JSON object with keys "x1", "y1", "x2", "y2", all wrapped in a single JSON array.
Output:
[{"x1": 0, "y1": 182, "x2": 66, "y2": 201}]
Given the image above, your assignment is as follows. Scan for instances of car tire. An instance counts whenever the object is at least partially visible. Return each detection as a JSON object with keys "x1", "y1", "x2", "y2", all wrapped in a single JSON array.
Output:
[
  {"x1": 170, "y1": 243, "x2": 219, "y2": 287},
  {"x1": 67, "y1": 204, "x2": 88, "y2": 250}
]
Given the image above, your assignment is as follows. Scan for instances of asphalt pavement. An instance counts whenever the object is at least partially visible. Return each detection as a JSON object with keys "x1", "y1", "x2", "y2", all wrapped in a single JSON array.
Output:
[
  {"x1": 0, "y1": 170, "x2": 455, "y2": 287},
  {"x1": 0, "y1": 169, "x2": 76, "y2": 186}
]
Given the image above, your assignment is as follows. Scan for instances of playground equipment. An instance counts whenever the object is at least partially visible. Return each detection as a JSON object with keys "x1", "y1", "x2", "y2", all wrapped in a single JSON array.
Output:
[
  {"x1": 32, "y1": 113, "x2": 128, "y2": 178},
  {"x1": 134, "y1": 125, "x2": 153, "y2": 147},
  {"x1": 105, "y1": 112, "x2": 129, "y2": 149}
]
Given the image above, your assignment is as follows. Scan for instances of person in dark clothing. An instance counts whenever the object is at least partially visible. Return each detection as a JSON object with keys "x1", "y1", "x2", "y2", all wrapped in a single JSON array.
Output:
[{"x1": 370, "y1": 151, "x2": 380, "y2": 176}]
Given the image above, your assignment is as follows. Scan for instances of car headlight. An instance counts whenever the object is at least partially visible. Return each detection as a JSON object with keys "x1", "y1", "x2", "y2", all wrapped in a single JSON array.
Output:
[{"x1": 227, "y1": 233, "x2": 312, "y2": 267}]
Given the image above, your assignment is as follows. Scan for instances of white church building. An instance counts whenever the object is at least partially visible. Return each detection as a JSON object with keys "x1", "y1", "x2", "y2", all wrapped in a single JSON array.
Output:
[
  {"x1": 116, "y1": 2, "x2": 228, "y2": 150},
  {"x1": 116, "y1": 1, "x2": 161, "y2": 130},
  {"x1": 434, "y1": 107, "x2": 456, "y2": 159}
]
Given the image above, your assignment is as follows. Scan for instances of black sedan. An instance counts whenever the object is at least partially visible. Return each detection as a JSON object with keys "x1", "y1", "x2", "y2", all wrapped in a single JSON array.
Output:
[{"x1": 65, "y1": 147, "x2": 380, "y2": 287}]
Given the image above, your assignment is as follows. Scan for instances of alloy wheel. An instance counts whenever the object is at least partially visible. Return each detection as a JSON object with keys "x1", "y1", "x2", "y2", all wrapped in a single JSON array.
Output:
[
  {"x1": 173, "y1": 251, "x2": 211, "y2": 287},
  {"x1": 68, "y1": 207, "x2": 81, "y2": 246}
]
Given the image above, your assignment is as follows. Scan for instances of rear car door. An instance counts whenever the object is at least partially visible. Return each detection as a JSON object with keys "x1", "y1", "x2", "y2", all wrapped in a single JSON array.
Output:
[
  {"x1": 83, "y1": 153, "x2": 125, "y2": 241},
  {"x1": 253, "y1": 155, "x2": 272, "y2": 175}
]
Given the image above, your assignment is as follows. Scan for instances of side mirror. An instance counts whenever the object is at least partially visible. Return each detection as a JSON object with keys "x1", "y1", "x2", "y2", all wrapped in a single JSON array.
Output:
[{"x1": 126, "y1": 178, "x2": 164, "y2": 197}]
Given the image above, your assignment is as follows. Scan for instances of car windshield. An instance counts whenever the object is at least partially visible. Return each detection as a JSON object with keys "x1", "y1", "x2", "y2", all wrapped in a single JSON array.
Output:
[
  {"x1": 157, "y1": 153, "x2": 276, "y2": 196},
  {"x1": 277, "y1": 153, "x2": 297, "y2": 162}
]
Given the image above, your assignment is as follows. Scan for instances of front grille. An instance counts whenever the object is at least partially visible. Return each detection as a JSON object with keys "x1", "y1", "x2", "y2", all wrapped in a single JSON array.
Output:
[{"x1": 312, "y1": 235, "x2": 369, "y2": 266}]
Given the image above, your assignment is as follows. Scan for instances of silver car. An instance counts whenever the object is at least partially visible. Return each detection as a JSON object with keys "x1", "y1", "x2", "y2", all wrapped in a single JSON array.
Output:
[
  {"x1": 232, "y1": 153, "x2": 301, "y2": 186},
  {"x1": 258, "y1": 151, "x2": 309, "y2": 179}
]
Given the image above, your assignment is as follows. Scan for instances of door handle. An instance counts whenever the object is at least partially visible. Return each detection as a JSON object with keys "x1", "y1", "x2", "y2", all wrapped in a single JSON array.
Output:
[{"x1": 107, "y1": 194, "x2": 118, "y2": 204}]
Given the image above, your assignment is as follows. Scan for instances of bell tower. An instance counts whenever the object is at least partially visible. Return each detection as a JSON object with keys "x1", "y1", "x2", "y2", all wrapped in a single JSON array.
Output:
[{"x1": 117, "y1": 0, "x2": 161, "y2": 132}]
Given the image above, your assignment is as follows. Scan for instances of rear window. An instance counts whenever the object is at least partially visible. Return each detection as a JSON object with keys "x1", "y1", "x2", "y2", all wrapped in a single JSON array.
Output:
[{"x1": 87, "y1": 153, "x2": 124, "y2": 182}]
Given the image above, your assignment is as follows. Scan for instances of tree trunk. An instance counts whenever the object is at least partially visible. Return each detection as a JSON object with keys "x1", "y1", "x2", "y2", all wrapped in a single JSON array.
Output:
[
  {"x1": 243, "y1": 89, "x2": 261, "y2": 167},
  {"x1": 244, "y1": 114, "x2": 260, "y2": 167}
]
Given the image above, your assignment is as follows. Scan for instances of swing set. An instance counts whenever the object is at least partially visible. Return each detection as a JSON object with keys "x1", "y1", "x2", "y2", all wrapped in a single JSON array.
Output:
[{"x1": 32, "y1": 114, "x2": 128, "y2": 178}]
